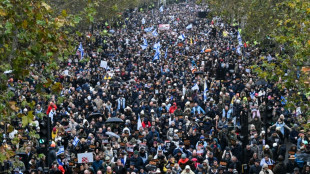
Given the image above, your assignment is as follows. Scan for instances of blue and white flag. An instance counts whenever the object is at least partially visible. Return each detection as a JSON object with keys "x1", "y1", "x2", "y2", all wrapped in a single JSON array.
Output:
[
  {"x1": 236, "y1": 46, "x2": 241, "y2": 55},
  {"x1": 191, "y1": 83, "x2": 199, "y2": 91},
  {"x1": 164, "y1": 47, "x2": 168, "y2": 59},
  {"x1": 144, "y1": 26, "x2": 154, "y2": 32},
  {"x1": 153, "y1": 42, "x2": 161, "y2": 50},
  {"x1": 78, "y1": 42, "x2": 84, "y2": 59},
  {"x1": 141, "y1": 38, "x2": 148, "y2": 50},
  {"x1": 137, "y1": 114, "x2": 142, "y2": 130},
  {"x1": 152, "y1": 29, "x2": 159, "y2": 37},
  {"x1": 159, "y1": 6, "x2": 163, "y2": 13},
  {"x1": 203, "y1": 80, "x2": 208, "y2": 102},
  {"x1": 200, "y1": 46, "x2": 206, "y2": 53},
  {"x1": 57, "y1": 158, "x2": 64, "y2": 166},
  {"x1": 237, "y1": 32, "x2": 242, "y2": 46},
  {"x1": 186, "y1": 24, "x2": 193, "y2": 30},
  {"x1": 73, "y1": 136, "x2": 80, "y2": 147},
  {"x1": 153, "y1": 51, "x2": 160, "y2": 61},
  {"x1": 153, "y1": 43, "x2": 161, "y2": 61},
  {"x1": 57, "y1": 146, "x2": 65, "y2": 156},
  {"x1": 142, "y1": 18, "x2": 145, "y2": 25},
  {"x1": 178, "y1": 33, "x2": 185, "y2": 41}
]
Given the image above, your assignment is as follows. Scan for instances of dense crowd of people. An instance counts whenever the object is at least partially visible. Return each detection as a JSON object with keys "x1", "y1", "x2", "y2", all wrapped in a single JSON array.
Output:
[{"x1": 1, "y1": 1, "x2": 309, "y2": 174}]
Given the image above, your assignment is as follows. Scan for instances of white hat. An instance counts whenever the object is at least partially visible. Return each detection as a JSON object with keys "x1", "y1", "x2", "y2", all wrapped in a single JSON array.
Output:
[
  {"x1": 185, "y1": 165, "x2": 191, "y2": 169},
  {"x1": 273, "y1": 143, "x2": 278, "y2": 147},
  {"x1": 265, "y1": 145, "x2": 270, "y2": 149},
  {"x1": 262, "y1": 163, "x2": 268, "y2": 169}
]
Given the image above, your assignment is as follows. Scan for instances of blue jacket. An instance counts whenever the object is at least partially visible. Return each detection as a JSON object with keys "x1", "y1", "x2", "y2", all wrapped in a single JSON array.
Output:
[
  {"x1": 92, "y1": 160, "x2": 103, "y2": 173},
  {"x1": 191, "y1": 106, "x2": 206, "y2": 114}
]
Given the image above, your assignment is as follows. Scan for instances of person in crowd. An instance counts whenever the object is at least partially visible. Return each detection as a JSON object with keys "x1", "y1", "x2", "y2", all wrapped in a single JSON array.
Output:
[{"x1": 0, "y1": 1, "x2": 307, "y2": 174}]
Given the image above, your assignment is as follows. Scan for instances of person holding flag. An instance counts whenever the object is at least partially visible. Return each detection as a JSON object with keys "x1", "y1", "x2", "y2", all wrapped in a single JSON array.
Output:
[
  {"x1": 141, "y1": 38, "x2": 148, "y2": 50},
  {"x1": 203, "y1": 79, "x2": 208, "y2": 102},
  {"x1": 178, "y1": 33, "x2": 185, "y2": 41},
  {"x1": 78, "y1": 42, "x2": 84, "y2": 59},
  {"x1": 137, "y1": 114, "x2": 143, "y2": 130},
  {"x1": 159, "y1": 6, "x2": 164, "y2": 13},
  {"x1": 164, "y1": 47, "x2": 168, "y2": 59},
  {"x1": 152, "y1": 29, "x2": 159, "y2": 37}
]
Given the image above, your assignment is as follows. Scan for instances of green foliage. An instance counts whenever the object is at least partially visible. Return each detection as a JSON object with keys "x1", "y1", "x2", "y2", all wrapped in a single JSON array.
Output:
[
  {"x1": 208, "y1": 0, "x2": 310, "y2": 114},
  {"x1": 0, "y1": 0, "x2": 158, "y2": 163},
  {"x1": 29, "y1": 130, "x2": 40, "y2": 139},
  {"x1": 22, "y1": 111, "x2": 34, "y2": 127}
]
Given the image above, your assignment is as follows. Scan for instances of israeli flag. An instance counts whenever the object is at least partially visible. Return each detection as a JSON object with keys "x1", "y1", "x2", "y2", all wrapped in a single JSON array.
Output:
[
  {"x1": 203, "y1": 80, "x2": 208, "y2": 102},
  {"x1": 56, "y1": 146, "x2": 65, "y2": 156},
  {"x1": 78, "y1": 42, "x2": 84, "y2": 59},
  {"x1": 186, "y1": 24, "x2": 193, "y2": 30},
  {"x1": 144, "y1": 26, "x2": 154, "y2": 32},
  {"x1": 73, "y1": 136, "x2": 79, "y2": 147},
  {"x1": 237, "y1": 32, "x2": 242, "y2": 46},
  {"x1": 142, "y1": 18, "x2": 145, "y2": 25},
  {"x1": 152, "y1": 29, "x2": 159, "y2": 37},
  {"x1": 164, "y1": 47, "x2": 168, "y2": 59},
  {"x1": 153, "y1": 51, "x2": 160, "y2": 61},
  {"x1": 137, "y1": 114, "x2": 142, "y2": 130},
  {"x1": 191, "y1": 83, "x2": 199, "y2": 91},
  {"x1": 153, "y1": 42, "x2": 161, "y2": 50},
  {"x1": 201, "y1": 46, "x2": 206, "y2": 53},
  {"x1": 159, "y1": 6, "x2": 163, "y2": 13},
  {"x1": 236, "y1": 46, "x2": 242, "y2": 55},
  {"x1": 141, "y1": 38, "x2": 148, "y2": 50},
  {"x1": 178, "y1": 33, "x2": 185, "y2": 41}
]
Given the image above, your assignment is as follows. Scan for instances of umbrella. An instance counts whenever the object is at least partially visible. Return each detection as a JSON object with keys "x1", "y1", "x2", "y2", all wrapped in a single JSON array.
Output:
[
  {"x1": 105, "y1": 131, "x2": 120, "y2": 139},
  {"x1": 87, "y1": 112, "x2": 103, "y2": 120},
  {"x1": 105, "y1": 117, "x2": 123, "y2": 123},
  {"x1": 255, "y1": 79, "x2": 267, "y2": 86},
  {"x1": 194, "y1": 71, "x2": 204, "y2": 75}
]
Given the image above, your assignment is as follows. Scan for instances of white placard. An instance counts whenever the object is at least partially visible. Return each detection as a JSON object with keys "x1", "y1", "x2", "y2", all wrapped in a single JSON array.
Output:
[
  {"x1": 63, "y1": 70, "x2": 69, "y2": 76},
  {"x1": 158, "y1": 24, "x2": 170, "y2": 31},
  {"x1": 77, "y1": 153, "x2": 93, "y2": 163},
  {"x1": 100, "y1": 60, "x2": 108, "y2": 69}
]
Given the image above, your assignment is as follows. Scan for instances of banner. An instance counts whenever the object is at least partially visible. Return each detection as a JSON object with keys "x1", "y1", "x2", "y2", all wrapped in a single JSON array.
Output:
[
  {"x1": 158, "y1": 24, "x2": 170, "y2": 31},
  {"x1": 78, "y1": 153, "x2": 94, "y2": 163}
]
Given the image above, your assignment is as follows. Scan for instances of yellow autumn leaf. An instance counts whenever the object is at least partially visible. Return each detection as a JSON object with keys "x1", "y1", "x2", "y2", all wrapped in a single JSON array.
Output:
[
  {"x1": 9, "y1": 101, "x2": 19, "y2": 112},
  {"x1": 22, "y1": 20, "x2": 28, "y2": 29},
  {"x1": 55, "y1": 18, "x2": 65, "y2": 28},
  {"x1": 0, "y1": 8, "x2": 6, "y2": 16},
  {"x1": 41, "y1": 2, "x2": 51, "y2": 11},
  {"x1": 288, "y1": 2, "x2": 296, "y2": 8}
]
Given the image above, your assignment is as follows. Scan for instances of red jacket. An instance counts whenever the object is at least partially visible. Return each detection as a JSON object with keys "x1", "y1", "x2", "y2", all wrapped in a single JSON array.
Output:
[
  {"x1": 142, "y1": 121, "x2": 151, "y2": 128},
  {"x1": 46, "y1": 103, "x2": 57, "y2": 115},
  {"x1": 169, "y1": 106, "x2": 177, "y2": 114}
]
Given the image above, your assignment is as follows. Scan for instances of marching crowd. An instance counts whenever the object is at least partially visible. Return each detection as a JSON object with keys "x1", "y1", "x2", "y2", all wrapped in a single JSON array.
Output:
[{"x1": 1, "y1": 1, "x2": 309, "y2": 174}]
